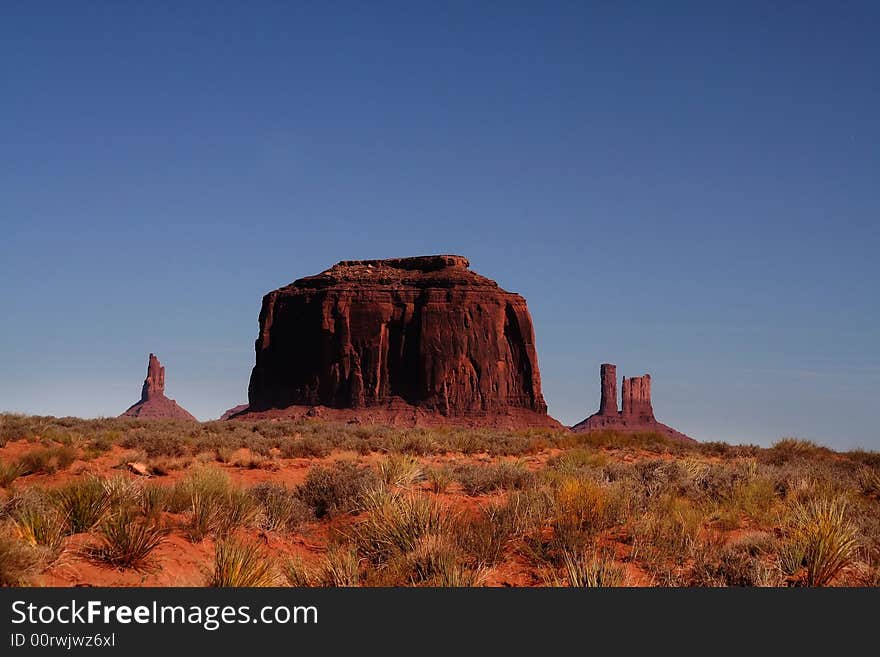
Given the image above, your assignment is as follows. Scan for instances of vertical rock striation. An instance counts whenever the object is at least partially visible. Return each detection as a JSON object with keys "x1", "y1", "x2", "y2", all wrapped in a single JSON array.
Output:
[{"x1": 598, "y1": 363, "x2": 618, "y2": 416}]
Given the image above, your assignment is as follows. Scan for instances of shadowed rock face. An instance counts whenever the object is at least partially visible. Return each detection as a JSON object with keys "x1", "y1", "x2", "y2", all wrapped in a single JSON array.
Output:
[
  {"x1": 572, "y1": 363, "x2": 694, "y2": 442},
  {"x1": 140, "y1": 353, "x2": 165, "y2": 402},
  {"x1": 598, "y1": 363, "x2": 618, "y2": 416},
  {"x1": 243, "y1": 255, "x2": 558, "y2": 427},
  {"x1": 120, "y1": 354, "x2": 197, "y2": 421}
]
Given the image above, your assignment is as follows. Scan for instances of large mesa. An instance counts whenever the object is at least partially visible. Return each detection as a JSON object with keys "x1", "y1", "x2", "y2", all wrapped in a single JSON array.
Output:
[{"x1": 240, "y1": 255, "x2": 559, "y2": 427}]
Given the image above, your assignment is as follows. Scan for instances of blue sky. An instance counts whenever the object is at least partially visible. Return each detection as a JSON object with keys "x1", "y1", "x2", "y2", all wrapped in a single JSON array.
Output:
[{"x1": 2, "y1": 2, "x2": 878, "y2": 449}]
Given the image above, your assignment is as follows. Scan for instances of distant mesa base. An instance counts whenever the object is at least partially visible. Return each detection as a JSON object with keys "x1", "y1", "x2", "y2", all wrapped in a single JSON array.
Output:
[
  {"x1": 571, "y1": 363, "x2": 695, "y2": 443},
  {"x1": 219, "y1": 404, "x2": 249, "y2": 421},
  {"x1": 120, "y1": 353, "x2": 197, "y2": 421},
  {"x1": 231, "y1": 400, "x2": 561, "y2": 429}
]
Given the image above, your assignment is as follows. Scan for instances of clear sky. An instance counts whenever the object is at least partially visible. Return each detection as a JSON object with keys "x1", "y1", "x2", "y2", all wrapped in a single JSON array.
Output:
[{"x1": 2, "y1": 2, "x2": 878, "y2": 449}]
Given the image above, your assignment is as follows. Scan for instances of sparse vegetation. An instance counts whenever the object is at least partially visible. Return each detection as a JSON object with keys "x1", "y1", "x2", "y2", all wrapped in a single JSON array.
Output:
[
  {"x1": 0, "y1": 412, "x2": 878, "y2": 587},
  {"x1": 85, "y1": 512, "x2": 167, "y2": 570}
]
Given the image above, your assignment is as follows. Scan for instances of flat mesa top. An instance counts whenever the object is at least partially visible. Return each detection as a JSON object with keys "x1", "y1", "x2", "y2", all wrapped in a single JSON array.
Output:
[{"x1": 286, "y1": 254, "x2": 505, "y2": 290}]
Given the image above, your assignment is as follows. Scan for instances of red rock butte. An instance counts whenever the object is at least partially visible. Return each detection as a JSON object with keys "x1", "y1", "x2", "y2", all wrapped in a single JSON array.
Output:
[
  {"x1": 120, "y1": 353, "x2": 197, "y2": 421},
  {"x1": 571, "y1": 363, "x2": 695, "y2": 442},
  {"x1": 239, "y1": 255, "x2": 560, "y2": 428}
]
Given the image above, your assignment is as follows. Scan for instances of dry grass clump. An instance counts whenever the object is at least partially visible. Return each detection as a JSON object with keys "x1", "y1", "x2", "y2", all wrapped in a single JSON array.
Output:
[
  {"x1": 8, "y1": 490, "x2": 66, "y2": 554},
  {"x1": 779, "y1": 495, "x2": 859, "y2": 586},
  {"x1": 207, "y1": 537, "x2": 279, "y2": 587},
  {"x1": 547, "y1": 549, "x2": 624, "y2": 587},
  {"x1": 348, "y1": 488, "x2": 447, "y2": 566},
  {"x1": 688, "y1": 534, "x2": 782, "y2": 587},
  {"x1": 296, "y1": 461, "x2": 379, "y2": 518},
  {"x1": 283, "y1": 545, "x2": 361, "y2": 587},
  {"x1": 451, "y1": 461, "x2": 534, "y2": 495},
  {"x1": 17, "y1": 445, "x2": 78, "y2": 475},
  {"x1": 84, "y1": 511, "x2": 167, "y2": 570},
  {"x1": 54, "y1": 476, "x2": 111, "y2": 534},
  {"x1": 178, "y1": 467, "x2": 259, "y2": 541},
  {"x1": 249, "y1": 482, "x2": 313, "y2": 532},
  {"x1": 378, "y1": 455, "x2": 425, "y2": 488},
  {"x1": 0, "y1": 525, "x2": 50, "y2": 586},
  {"x1": 0, "y1": 461, "x2": 25, "y2": 488}
]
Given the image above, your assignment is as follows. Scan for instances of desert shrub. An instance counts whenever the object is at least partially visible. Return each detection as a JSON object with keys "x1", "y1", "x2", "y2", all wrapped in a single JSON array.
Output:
[
  {"x1": 548, "y1": 448, "x2": 609, "y2": 474},
  {"x1": 427, "y1": 467, "x2": 452, "y2": 494},
  {"x1": 141, "y1": 454, "x2": 193, "y2": 476},
  {"x1": 176, "y1": 467, "x2": 259, "y2": 541},
  {"x1": 0, "y1": 461, "x2": 24, "y2": 488},
  {"x1": 779, "y1": 495, "x2": 859, "y2": 587},
  {"x1": 762, "y1": 438, "x2": 832, "y2": 466},
  {"x1": 141, "y1": 484, "x2": 167, "y2": 520},
  {"x1": 546, "y1": 476, "x2": 628, "y2": 555},
  {"x1": 771, "y1": 458, "x2": 862, "y2": 501},
  {"x1": 549, "y1": 549, "x2": 624, "y2": 587},
  {"x1": 54, "y1": 477, "x2": 111, "y2": 534},
  {"x1": 9, "y1": 492, "x2": 65, "y2": 554},
  {"x1": 85, "y1": 512, "x2": 167, "y2": 570},
  {"x1": 706, "y1": 470, "x2": 778, "y2": 529},
  {"x1": 249, "y1": 483, "x2": 313, "y2": 532},
  {"x1": 296, "y1": 461, "x2": 379, "y2": 518},
  {"x1": 120, "y1": 430, "x2": 193, "y2": 458},
  {"x1": 401, "y1": 534, "x2": 466, "y2": 585},
  {"x1": 565, "y1": 429, "x2": 684, "y2": 454},
  {"x1": 455, "y1": 504, "x2": 521, "y2": 566},
  {"x1": 689, "y1": 537, "x2": 782, "y2": 587},
  {"x1": 0, "y1": 414, "x2": 34, "y2": 446},
  {"x1": 216, "y1": 488, "x2": 260, "y2": 536},
  {"x1": 284, "y1": 545, "x2": 361, "y2": 587},
  {"x1": 846, "y1": 449, "x2": 880, "y2": 468},
  {"x1": 452, "y1": 461, "x2": 534, "y2": 496},
  {"x1": 215, "y1": 446, "x2": 235, "y2": 463},
  {"x1": 388, "y1": 430, "x2": 437, "y2": 456},
  {"x1": 0, "y1": 527, "x2": 46, "y2": 586},
  {"x1": 279, "y1": 435, "x2": 332, "y2": 459},
  {"x1": 102, "y1": 475, "x2": 143, "y2": 512},
  {"x1": 282, "y1": 556, "x2": 312, "y2": 587},
  {"x1": 18, "y1": 445, "x2": 77, "y2": 475},
  {"x1": 185, "y1": 489, "x2": 257, "y2": 541},
  {"x1": 857, "y1": 467, "x2": 880, "y2": 498},
  {"x1": 207, "y1": 537, "x2": 279, "y2": 587},
  {"x1": 348, "y1": 489, "x2": 447, "y2": 566},
  {"x1": 378, "y1": 455, "x2": 424, "y2": 488},
  {"x1": 634, "y1": 495, "x2": 705, "y2": 570},
  {"x1": 186, "y1": 490, "x2": 223, "y2": 542},
  {"x1": 82, "y1": 432, "x2": 116, "y2": 459}
]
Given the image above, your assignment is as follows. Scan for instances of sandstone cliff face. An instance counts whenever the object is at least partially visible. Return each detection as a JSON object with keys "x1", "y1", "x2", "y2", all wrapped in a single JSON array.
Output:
[
  {"x1": 622, "y1": 374, "x2": 654, "y2": 420},
  {"x1": 120, "y1": 354, "x2": 197, "y2": 421},
  {"x1": 243, "y1": 255, "x2": 557, "y2": 427},
  {"x1": 572, "y1": 363, "x2": 694, "y2": 442}
]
